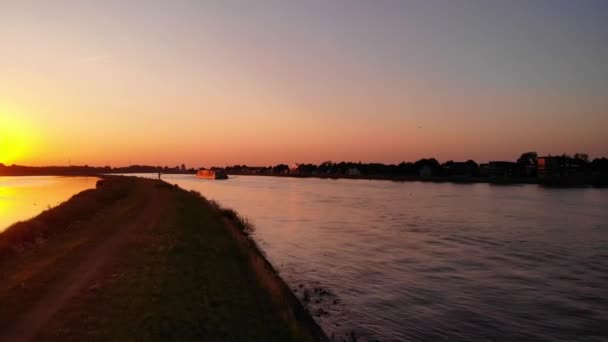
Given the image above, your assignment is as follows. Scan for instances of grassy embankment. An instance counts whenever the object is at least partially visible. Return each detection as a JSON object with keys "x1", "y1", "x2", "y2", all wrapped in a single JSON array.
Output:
[{"x1": 0, "y1": 176, "x2": 326, "y2": 341}]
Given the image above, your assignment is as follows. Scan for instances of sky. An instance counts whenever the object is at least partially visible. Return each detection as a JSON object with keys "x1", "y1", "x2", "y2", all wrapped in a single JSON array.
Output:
[{"x1": 1, "y1": 0, "x2": 607, "y2": 167}]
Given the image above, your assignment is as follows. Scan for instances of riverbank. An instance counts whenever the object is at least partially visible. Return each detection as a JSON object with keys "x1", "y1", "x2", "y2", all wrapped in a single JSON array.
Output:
[
  {"x1": 228, "y1": 172, "x2": 540, "y2": 185},
  {"x1": 227, "y1": 172, "x2": 608, "y2": 187},
  {"x1": 0, "y1": 176, "x2": 327, "y2": 341}
]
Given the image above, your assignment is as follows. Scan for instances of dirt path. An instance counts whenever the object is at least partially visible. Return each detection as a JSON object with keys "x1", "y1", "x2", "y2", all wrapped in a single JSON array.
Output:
[
  {"x1": 1, "y1": 187, "x2": 163, "y2": 342},
  {"x1": 0, "y1": 178, "x2": 326, "y2": 341}
]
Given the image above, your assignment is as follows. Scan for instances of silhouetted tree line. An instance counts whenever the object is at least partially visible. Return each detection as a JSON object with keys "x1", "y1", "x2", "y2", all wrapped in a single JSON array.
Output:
[
  {"x1": 0, "y1": 164, "x2": 197, "y2": 176},
  {"x1": 225, "y1": 152, "x2": 608, "y2": 187},
  {"x1": 2, "y1": 152, "x2": 607, "y2": 186}
]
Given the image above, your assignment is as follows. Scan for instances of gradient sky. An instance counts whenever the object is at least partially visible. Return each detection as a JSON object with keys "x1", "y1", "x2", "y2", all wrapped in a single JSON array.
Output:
[{"x1": 1, "y1": 0, "x2": 607, "y2": 167}]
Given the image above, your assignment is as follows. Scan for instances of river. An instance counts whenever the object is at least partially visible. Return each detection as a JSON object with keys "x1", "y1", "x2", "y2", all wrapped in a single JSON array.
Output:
[
  {"x1": 3, "y1": 174, "x2": 608, "y2": 341},
  {"x1": 0, "y1": 176, "x2": 98, "y2": 232},
  {"x1": 139, "y1": 174, "x2": 608, "y2": 341}
]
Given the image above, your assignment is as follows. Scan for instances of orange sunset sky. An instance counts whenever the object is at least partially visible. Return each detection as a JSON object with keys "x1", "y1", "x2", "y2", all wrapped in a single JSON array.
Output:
[{"x1": 1, "y1": 1, "x2": 607, "y2": 167}]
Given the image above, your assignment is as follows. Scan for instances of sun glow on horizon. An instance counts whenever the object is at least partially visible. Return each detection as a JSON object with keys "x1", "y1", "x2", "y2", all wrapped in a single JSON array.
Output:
[
  {"x1": 0, "y1": 104, "x2": 37, "y2": 165},
  {"x1": 1, "y1": 2, "x2": 607, "y2": 166}
]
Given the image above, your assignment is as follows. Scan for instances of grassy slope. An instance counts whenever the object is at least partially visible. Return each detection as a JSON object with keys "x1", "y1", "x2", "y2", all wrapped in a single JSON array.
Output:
[{"x1": 0, "y1": 177, "x2": 326, "y2": 341}]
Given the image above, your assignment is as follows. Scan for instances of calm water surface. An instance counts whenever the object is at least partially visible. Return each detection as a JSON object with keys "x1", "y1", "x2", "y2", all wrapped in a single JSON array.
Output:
[
  {"x1": 140, "y1": 174, "x2": 608, "y2": 341},
  {"x1": 8, "y1": 174, "x2": 603, "y2": 341},
  {"x1": 0, "y1": 176, "x2": 98, "y2": 232}
]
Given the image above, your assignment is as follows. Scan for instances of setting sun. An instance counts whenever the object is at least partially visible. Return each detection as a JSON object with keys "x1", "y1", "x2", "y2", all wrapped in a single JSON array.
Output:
[{"x1": 0, "y1": 106, "x2": 35, "y2": 165}]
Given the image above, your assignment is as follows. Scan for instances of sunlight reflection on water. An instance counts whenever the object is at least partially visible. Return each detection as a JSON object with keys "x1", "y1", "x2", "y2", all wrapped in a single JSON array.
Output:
[{"x1": 0, "y1": 176, "x2": 98, "y2": 232}]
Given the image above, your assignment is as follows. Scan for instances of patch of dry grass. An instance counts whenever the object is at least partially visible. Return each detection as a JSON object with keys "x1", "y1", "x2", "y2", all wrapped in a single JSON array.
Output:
[{"x1": 0, "y1": 177, "x2": 133, "y2": 262}]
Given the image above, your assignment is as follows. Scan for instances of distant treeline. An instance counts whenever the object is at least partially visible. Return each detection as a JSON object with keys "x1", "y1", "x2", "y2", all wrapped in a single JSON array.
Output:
[
  {"x1": 0, "y1": 164, "x2": 196, "y2": 176},
  {"x1": 226, "y1": 152, "x2": 608, "y2": 187},
  {"x1": 2, "y1": 152, "x2": 607, "y2": 187}
]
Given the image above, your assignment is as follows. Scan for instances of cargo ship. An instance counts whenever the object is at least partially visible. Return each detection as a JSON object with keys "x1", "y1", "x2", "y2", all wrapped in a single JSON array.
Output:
[{"x1": 196, "y1": 169, "x2": 229, "y2": 180}]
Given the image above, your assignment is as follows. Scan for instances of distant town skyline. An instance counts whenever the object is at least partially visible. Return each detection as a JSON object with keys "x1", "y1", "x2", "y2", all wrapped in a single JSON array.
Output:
[{"x1": 1, "y1": 1, "x2": 607, "y2": 167}]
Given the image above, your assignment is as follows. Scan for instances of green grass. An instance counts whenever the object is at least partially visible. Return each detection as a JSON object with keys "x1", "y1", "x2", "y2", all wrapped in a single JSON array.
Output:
[
  {"x1": 0, "y1": 177, "x2": 132, "y2": 261},
  {"x1": 0, "y1": 178, "x2": 147, "y2": 333},
  {"x1": 0, "y1": 177, "x2": 326, "y2": 341}
]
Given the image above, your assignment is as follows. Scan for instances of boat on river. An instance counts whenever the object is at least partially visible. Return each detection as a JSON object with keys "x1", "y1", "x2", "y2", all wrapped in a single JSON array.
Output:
[{"x1": 196, "y1": 169, "x2": 228, "y2": 180}]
